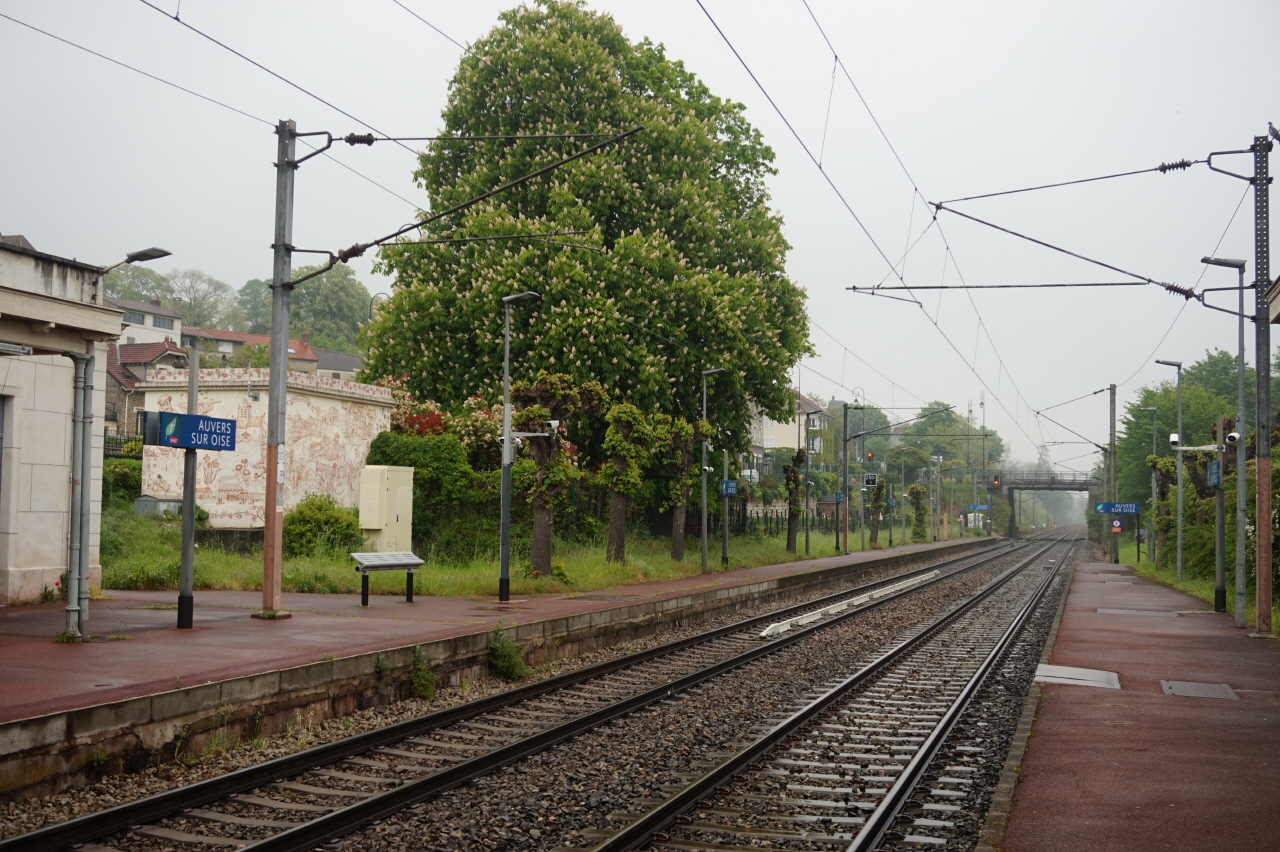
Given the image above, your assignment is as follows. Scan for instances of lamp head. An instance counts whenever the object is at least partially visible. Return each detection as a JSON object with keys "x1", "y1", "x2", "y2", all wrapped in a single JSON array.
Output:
[
  {"x1": 1201, "y1": 256, "x2": 1247, "y2": 270},
  {"x1": 1154, "y1": 359, "x2": 1182, "y2": 369},
  {"x1": 701, "y1": 367, "x2": 726, "y2": 377},
  {"x1": 125, "y1": 247, "x2": 171, "y2": 264},
  {"x1": 502, "y1": 290, "x2": 541, "y2": 306},
  {"x1": 1138, "y1": 406, "x2": 1157, "y2": 412}
]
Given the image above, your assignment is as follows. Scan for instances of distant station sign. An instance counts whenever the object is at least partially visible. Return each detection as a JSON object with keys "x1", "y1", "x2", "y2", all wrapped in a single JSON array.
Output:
[
  {"x1": 863, "y1": 474, "x2": 878, "y2": 487},
  {"x1": 720, "y1": 479, "x2": 737, "y2": 496},
  {"x1": 143, "y1": 412, "x2": 237, "y2": 451},
  {"x1": 1207, "y1": 460, "x2": 1222, "y2": 488},
  {"x1": 968, "y1": 504, "x2": 989, "y2": 511},
  {"x1": 1094, "y1": 502, "x2": 1140, "y2": 514},
  {"x1": 836, "y1": 492, "x2": 845, "y2": 503}
]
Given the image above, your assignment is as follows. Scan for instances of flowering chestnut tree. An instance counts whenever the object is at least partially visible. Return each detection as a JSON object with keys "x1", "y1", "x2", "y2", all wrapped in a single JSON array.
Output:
[{"x1": 364, "y1": 0, "x2": 809, "y2": 459}]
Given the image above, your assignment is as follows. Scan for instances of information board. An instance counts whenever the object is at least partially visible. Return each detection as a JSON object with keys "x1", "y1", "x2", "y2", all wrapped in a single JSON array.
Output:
[
  {"x1": 1094, "y1": 502, "x2": 1140, "y2": 514},
  {"x1": 720, "y1": 479, "x2": 737, "y2": 496},
  {"x1": 144, "y1": 412, "x2": 237, "y2": 451}
]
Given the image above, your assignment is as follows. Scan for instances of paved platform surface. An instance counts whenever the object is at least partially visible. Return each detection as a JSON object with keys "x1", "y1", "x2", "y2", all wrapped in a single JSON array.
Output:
[
  {"x1": 1004, "y1": 562, "x2": 1280, "y2": 852},
  {"x1": 0, "y1": 538, "x2": 973, "y2": 724}
]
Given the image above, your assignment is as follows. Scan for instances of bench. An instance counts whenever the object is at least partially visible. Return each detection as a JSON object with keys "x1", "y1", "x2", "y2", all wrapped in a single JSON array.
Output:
[{"x1": 350, "y1": 551, "x2": 424, "y2": 606}]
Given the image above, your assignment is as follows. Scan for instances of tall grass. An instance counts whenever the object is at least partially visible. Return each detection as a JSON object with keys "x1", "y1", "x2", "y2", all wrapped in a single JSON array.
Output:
[
  {"x1": 100, "y1": 508, "x2": 944, "y2": 598},
  {"x1": 1119, "y1": 538, "x2": 1280, "y2": 630}
]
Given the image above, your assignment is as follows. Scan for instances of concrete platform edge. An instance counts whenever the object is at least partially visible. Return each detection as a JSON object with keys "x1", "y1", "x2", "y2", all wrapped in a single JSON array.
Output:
[
  {"x1": 0, "y1": 539, "x2": 989, "y2": 800},
  {"x1": 975, "y1": 559, "x2": 1075, "y2": 852}
]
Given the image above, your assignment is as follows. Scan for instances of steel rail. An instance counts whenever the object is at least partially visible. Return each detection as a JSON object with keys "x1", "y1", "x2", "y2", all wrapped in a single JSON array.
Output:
[
  {"x1": 5, "y1": 538, "x2": 1020, "y2": 852},
  {"x1": 583, "y1": 531, "x2": 1073, "y2": 852},
  {"x1": 847, "y1": 534, "x2": 1074, "y2": 850}
]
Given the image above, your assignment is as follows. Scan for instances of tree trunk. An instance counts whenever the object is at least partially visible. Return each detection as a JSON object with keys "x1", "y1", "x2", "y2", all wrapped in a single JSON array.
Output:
[
  {"x1": 868, "y1": 511, "x2": 880, "y2": 547},
  {"x1": 607, "y1": 490, "x2": 628, "y2": 563},
  {"x1": 787, "y1": 510, "x2": 799, "y2": 552},
  {"x1": 670, "y1": 502, "x2": 687, "y2": 561},
  {"x1": 531, "y1": 501, "x2": 553, "y2": 576}
]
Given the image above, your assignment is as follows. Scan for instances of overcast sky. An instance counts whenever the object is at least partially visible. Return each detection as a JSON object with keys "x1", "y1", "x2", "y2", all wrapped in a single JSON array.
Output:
[{"x1": 4, "y1": 0, "x2": 1277, "y2": 467}]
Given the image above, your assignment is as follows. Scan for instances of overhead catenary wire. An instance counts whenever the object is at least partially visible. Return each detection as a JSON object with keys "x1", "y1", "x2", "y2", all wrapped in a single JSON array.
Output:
[
  {"x1": 0, "y1": 10, "x2": 424, "y2": 211},
  {"x1": 938, "y1": 159, "x2": 1200, "y2": 205}
]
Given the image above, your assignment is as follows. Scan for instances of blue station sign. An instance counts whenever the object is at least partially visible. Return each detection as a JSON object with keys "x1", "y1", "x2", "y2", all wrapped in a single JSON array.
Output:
[
  {"x1": 145, "y1": 412, "x2": 237, "y2": 451},
  {"x1": 968, "y1": 504, "x2": 990, "y2": 511},
  {"x1": 720, "y1": 479, "x2": 738, "y2": 496},
  {"x1": 1094, "y1": 502, "x2": 1140, "y2": 514}
]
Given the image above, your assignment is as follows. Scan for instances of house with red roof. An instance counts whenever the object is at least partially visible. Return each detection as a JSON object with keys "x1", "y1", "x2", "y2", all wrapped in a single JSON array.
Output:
[
  {"x1": 180, "y1": 328, "x2": 319, "y2": 373},
  {"x1": 105, "y1": 340, "x2": 189, "y2": 434}
]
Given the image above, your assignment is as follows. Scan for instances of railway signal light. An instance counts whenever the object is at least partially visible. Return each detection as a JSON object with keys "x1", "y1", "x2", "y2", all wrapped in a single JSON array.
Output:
[{"x1": 992, "y1": 474, "x2": 1001, "y2": 487}]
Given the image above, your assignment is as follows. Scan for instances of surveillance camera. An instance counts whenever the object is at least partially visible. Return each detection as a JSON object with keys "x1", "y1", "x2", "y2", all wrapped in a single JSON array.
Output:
[
  {"x1": 702, "y1": 466, "x2": 714, "y2": 474},
  {"x1": 1169, "y1": 432, "x2": 1180, "y2": 448},
  {"x1": 1226, "y1": 431, "x2": 1241, "y2": 445},
  {"x1": 549, "y1": 419, "x2": 561, "y2": 432}
]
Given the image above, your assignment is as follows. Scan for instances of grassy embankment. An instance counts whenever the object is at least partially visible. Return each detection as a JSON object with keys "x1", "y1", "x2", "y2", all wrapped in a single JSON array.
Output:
[
  {"x1": 1117, "y1": 537, "x2": 1280, "y2": 631},
  {"x1": 100, "y1": 507, "x2": 978, "y2": 598}
]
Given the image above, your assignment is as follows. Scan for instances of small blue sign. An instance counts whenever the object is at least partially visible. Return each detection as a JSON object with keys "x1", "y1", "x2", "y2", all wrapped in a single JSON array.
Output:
[
  {"x1": 720, "y1": 479, "x2": 737, "y2": 496},
  {"x1": 836, "y1": 492, "x2": 845, "y2": 503},
  {"x1": 968, "y1": 504, "x2": 989, "y2": 511},
  {"x1": 1207, "y1": 460, "x2": 1222, "y2": 488},
  {"x1": 157, "y1": 412, "x2": 237, "y2": 451},
  {"x1": 1094, "y1": 502, "x2": 1140, "y2": 514}
]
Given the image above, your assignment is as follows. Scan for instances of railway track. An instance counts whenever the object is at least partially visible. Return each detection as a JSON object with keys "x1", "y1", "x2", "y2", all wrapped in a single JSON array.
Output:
[
  {"x1": 579, "y1": 531, "x2": 1078, "y2": 852},
  {"x1": 7, "y1": 535, "x2": 1060, "y2": 852}
]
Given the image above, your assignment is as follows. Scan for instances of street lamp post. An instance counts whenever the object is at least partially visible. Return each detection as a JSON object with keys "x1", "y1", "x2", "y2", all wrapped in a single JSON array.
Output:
[
  {"x1": 700, "y1": 368, "x2": 724, "y2": 572},
  {"x1": 1202, "y1": 256, "x2": 1249, "y2": 626},
  {"x1": 1138, "y1": 406, "x2": 1158, "y2": 566},
  {"x1": 499, "y1": 291, "x2": 541, "y2": 602},
  {"x1": 1156, "y1": 359, "x2": 1184, "y2": 582}
]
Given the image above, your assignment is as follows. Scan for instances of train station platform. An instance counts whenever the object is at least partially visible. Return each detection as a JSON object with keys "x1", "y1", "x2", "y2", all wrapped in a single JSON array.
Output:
[
  {"x1": 995, "y1": 563, "x2": 1280, "y2": 852},
  {"x1": 0, "y1": 537, "x2": 982, "y2": 725}
]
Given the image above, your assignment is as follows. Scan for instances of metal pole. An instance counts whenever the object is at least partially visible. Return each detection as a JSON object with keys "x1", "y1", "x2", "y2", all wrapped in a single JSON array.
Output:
[
  {"x1": 1236, "y1": 264, "x2": 1248, "y2": 627},
  {"x1": 804, "y1": 409, "x2": 811, "y2": 556},
  {"x1": 981, "y1": 396, "x2": 988, "y2": 535},
  {"x1": 262, "y1": 119, "x2": 296, "y2": 617},
  {"x1": 1175, "y1": 365, "x2": 1184, "y2": 582},
  {"x1": 1110, "y1": 383, "x2": 1118, "y2": 564},
  {"x1": 178, "y1": 347, "x2": 197, "y2": 628},
  {"x1": 77, "y1": 354, "x2": 93, "y2": 639},
  {"x1": 62, "y1": 354, "x2": 86, "y2": 641},
  {"x1": 701, "y1": 374, "x2": 709, "y2": 571},
  {"x1": 721, "y1": 448, "x2": 729, "y2": 567},
  {"x1": 842, "y1": 404, "x2": 849, "y2": 553},
  {"x1": 1147, "y1": 407, "x2": 1158, "y2": 567},
  {"x1": 1253, "y1": 135, "x2": 1272, "y2": 635},
  {"x1": 1216, "y1": 415, "x2": 1226, "y2": 612},
  {"x1": 500, "y1": 302, "x2": 513, "y2": 602},
  {"x1": 859, "y1": 406, "x2": 866, "y2": 552}
]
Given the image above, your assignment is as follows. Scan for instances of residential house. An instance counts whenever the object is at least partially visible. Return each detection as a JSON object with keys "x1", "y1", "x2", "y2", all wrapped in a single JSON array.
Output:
[
  {"x1": 313, "y1": 347, "x2": 362, "y2": 381},
  {"x1": 105, "y1": 340, "x2": 188, "y2": 434},
  {"x1": 181, "y1": 328, "x2": 319, "y2": 374},
  {"x1": 0, "y1": 234, "x2": 119, "y2": 601},
  {"x1": 758, "y1": 391, "x2": 834, "y2": 453},
  {"x1": 104, "y1": 296, "x2": 183, "y2": 345}
]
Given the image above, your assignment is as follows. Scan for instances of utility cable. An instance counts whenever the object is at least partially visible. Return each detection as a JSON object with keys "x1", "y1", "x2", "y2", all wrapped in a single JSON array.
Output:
[
  {"x1": 938, "y1": 159, "x2": 1200, "y2": 205},
  {"x1": 1034, "y1": 388, "x2": 1107, "y2": 415},
  {"x1": 694, "y1": 0, "x2": 903, "y2": 279},
  {"x1": 0, "y1": 11, "x2": 422, "y2": 211},
  {"x1": 807, "y1": 319, "x2": 931, "y2": 406}
]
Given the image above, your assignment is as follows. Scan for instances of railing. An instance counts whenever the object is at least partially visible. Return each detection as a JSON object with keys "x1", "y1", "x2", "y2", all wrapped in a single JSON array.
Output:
[{"x1": 104, "y1": 429, "x2": 143, "y2": 460}]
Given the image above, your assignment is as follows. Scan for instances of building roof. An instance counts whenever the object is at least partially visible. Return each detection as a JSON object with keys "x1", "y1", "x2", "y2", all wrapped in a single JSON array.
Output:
[
  {"x1": 796, "y1": 391, "x2": 833, "y2": 419},
  {"x1": 0, "y1": 233, "x2": 107, "y2": 274},
  {"x1": 312, "y1": 347, "x2": 362, "y2": 373},
  {"x1": 183, "y1": 327, "x2": 318, "y2": 361},
  {"x1": 107, "y1": 341, "x2": 189, "y2": 390},
  {"x1": 105, "y1": 295, "x2": 184, "y2": 320}
]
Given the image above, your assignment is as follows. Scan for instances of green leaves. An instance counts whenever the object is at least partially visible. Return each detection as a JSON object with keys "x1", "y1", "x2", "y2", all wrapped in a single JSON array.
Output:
[{"x1": 364, "y1": 0, "x2": 807, "y2": 460}]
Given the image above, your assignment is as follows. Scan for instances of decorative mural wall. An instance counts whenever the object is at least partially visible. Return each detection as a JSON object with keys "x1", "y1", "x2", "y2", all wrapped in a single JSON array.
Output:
[{"x1": 138, "y1": 369, "x2": 392, "y2": 528}]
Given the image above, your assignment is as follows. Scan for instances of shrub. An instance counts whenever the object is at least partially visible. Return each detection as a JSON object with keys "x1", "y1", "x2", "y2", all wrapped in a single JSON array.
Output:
[
  {"x1": 487, "y1": 623, "x2": 530, "y2": 681},
  {"x1": 282, "y1": 494, "x2": 364, "y2": 557},
  {"x1": 102, "y1": 459, "x2": 142, "y2": 507},
  {"x1": 411, "y1": 645, "x2": 437, "y2": 700}
]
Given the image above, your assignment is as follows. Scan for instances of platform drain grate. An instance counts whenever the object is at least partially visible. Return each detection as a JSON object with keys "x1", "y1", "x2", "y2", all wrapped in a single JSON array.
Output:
[{"x1": 1161, "y1": 680, "x2": 1238, "y2": 700}]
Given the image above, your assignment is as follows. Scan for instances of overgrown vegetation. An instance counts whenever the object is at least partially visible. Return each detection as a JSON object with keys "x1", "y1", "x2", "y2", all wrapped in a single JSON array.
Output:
[
  {"x1": 487, "y1": 623, "x2": 530, "y2": 681},
  {"x1": 411, "y1": 645, "x2": 437, "y2": 700},
  {"x1": 282, "y1": 494, "x2": 364, "y2": 557}
]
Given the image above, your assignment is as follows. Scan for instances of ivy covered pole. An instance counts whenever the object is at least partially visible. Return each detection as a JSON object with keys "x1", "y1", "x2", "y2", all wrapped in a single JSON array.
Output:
[
  {"x1": 499, "y1": 291, "x2": 541, "y2": 602},
  {"x1": 700, "y1": 369, "x2": 724, "y2": 571}
]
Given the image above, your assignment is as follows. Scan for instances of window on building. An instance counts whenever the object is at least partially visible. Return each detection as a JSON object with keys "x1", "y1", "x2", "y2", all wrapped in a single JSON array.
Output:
[
  {"x1": 122, "y1": 311, "x2": 145, "y2": 325},
  {"x1": 764, "y1": 436, "x2": 775, "y2": 448},
  {"x1": 219, "y1": 341, "x2": 233, "y2": 353},
  {"x1": 153, "y1": 316, "x2": 174, "y2": 330}
]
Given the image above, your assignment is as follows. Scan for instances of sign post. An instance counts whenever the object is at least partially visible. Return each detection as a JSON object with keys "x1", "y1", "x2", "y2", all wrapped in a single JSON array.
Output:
[{"x1": 143, "y1": 398, "x2": 238, "y2": 628}]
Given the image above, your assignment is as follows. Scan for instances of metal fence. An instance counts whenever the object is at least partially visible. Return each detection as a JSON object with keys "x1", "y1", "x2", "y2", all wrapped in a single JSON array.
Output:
[{"x1": 104, "y1": 429, "x2": 143, "y2": 460}]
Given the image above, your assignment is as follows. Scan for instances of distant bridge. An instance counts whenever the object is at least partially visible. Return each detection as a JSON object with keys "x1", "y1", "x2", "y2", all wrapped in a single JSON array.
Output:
[{"x1": 988, "y1": 471, "x2": 1100, "y2": 537}]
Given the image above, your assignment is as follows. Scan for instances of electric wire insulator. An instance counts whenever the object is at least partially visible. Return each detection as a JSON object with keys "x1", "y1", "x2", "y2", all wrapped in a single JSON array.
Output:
[
  {"x1": 1156, "y1": 159, "x2": 1193, "y2": 173},
  {"x1": 337, "y1": 243, "x2": 367, "y2": 262},
  {"x1": 344, "y1": 133, "x2": 376, "y2": 146},
  {"x1": 1161, "y1": 281, "x2": 1196, "y2": 299}
]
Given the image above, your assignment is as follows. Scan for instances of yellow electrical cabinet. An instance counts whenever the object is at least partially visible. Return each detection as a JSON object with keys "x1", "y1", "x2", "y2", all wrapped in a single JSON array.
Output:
[{"x1": 358, "y1": 465, "x2": 414, "y2": 552}]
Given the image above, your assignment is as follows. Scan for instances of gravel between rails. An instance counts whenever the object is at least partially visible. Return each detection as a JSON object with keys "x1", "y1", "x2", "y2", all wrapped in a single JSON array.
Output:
[
  {"x1": 324, "y1": 557, "x2": 1021, "y2": 852},
  {"x1": 0, "y1": 546, "x2": 992, "y2": 840}
]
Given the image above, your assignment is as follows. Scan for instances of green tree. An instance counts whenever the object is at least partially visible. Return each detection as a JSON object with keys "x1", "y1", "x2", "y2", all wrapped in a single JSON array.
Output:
[
  {"x1": 599, "y1": 403, "x2": 655, "y2": 563},
  {"x1": 105, "y1": 265, "x2": 172, "y2": 303},
  {"x1": 365, "y1": 0, "x2": 808, "y2": 462},
  {"x1": 1116, "y1": 383, "x2": 1235, "y2": 505},
  {"x1": 292, "y1": 262, "x2": 369, "y2": 354},
  {"x1": 239, "y1": 278, "x2": 272, "y2": 334},
  {"x1": 907, "y1": 483, "x2": 930, "y2": 542},
  {"x1": 783, "y1": 448, "x2": 806, "y2": 553},
  {"x1": 167, "y1": 268, "x2": 236, "y2": 328},
  {"x1": 511, "y1": 373, "x2": 607, "y2": 575},
  {"x1": 654, "y1": 414, "x2": 712, "y2": 561}
]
